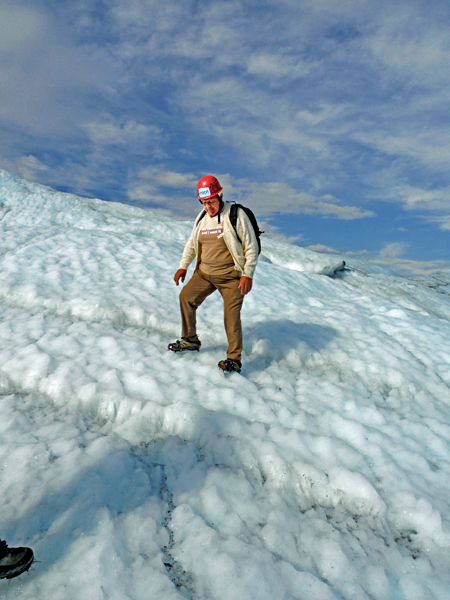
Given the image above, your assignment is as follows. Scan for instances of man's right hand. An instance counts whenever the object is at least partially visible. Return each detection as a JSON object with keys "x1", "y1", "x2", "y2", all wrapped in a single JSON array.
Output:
[{"x1": 174, "y1": 269, "x2": 187, "y2": 286}]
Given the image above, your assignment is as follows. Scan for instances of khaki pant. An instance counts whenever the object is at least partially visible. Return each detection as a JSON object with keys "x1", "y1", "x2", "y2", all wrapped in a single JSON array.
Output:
[{"x1": 180, "y1": 267, "x2": 244, "y2": 361}]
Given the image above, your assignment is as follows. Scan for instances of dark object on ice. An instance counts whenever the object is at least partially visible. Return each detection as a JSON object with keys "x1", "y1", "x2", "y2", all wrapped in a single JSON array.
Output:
[
  {"x1": 0, "y1": 539, "x2": 34, "y2": 579},
  {"x1": 218, "y1": 358, "x2": 242, "y2": 373},
  {"x1": 168, "y1": 335, "x2": 201, "y2": 352}
]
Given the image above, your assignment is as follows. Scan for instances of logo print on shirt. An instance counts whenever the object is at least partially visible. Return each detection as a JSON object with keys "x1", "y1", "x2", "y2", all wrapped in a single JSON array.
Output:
[{"x1": 200, "y1": 226, "x2": 223, "y2": 237}]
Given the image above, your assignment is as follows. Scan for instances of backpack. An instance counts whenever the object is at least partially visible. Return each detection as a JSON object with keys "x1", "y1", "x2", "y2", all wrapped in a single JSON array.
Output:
[{"x1": 196, "y1": 202, "x2": 263, "y2": 255}]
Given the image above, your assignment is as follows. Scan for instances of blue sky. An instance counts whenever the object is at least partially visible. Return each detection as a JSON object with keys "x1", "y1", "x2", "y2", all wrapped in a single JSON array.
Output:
[{"x1": 1, "y1": 0, "x2": 450, "y2": 275}]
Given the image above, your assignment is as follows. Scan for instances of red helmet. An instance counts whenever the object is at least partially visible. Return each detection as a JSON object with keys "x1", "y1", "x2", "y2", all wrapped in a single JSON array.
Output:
[{"x1": 196, "y1": 175, "x2": 223, "y2": 201}]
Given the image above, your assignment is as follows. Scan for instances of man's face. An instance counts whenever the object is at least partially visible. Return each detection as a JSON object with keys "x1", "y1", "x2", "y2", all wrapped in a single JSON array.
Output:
[{"x1": 201, "y1": 195, "x2": 220, "y2": 217}]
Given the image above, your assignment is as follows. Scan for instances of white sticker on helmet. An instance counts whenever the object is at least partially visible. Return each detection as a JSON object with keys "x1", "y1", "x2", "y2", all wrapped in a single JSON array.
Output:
[{"x1": 199, "y1": 187, "x2": 211, "y2": 198}]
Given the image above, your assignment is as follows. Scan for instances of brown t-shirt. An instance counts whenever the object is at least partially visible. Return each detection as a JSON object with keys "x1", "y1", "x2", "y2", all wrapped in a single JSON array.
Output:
[{"x1": 198, "y1": 213, "x2": 235, "y2": 275}]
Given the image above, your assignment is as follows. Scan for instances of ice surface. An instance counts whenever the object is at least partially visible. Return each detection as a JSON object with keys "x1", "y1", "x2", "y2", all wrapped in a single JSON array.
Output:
[{"x1": 1, "y1": 169, "x2": 450, "y2": 599}]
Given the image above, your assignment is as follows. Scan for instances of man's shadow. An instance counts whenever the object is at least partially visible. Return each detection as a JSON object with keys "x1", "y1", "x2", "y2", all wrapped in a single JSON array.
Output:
[{"x1": 243, "y1": 319, "x2": 337, "y2": 367}]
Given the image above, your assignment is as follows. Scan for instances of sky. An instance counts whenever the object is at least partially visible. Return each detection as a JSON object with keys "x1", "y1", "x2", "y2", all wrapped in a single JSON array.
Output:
[{"x1": 1, "y1": 0, "x2": 449, "y2": 275}]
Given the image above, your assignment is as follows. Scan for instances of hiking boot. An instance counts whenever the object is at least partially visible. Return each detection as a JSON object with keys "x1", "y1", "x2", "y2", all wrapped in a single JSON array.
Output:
[
  {"x1": 168, "y1": 335, "x2": 201, "y2": 352},
  {"x1": 0, "y1": 540, "x2": 34, "y2": 579},
  {"x1": 218, "y1": 358, "x2": 242, "y2": 373}
]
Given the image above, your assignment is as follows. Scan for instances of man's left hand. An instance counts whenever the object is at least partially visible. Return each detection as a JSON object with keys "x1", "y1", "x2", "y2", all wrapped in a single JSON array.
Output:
[{"x1": 239, "y1": 276, "x2": 253, "y2": 295}]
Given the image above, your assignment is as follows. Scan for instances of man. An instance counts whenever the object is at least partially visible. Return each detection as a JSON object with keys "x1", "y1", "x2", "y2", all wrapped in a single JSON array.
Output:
[{"x1": 168, "y1": 175, "x2": 258, "y2": 373}]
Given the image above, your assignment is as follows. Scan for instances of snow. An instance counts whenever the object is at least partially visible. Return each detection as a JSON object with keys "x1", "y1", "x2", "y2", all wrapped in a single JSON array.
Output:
[{"x1": 1, "y1": 168, "x2": 450, "y2": 599}]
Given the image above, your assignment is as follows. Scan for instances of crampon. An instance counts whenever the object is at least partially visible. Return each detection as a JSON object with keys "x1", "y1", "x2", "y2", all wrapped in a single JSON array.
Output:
[
  {"x1": 218, "y1": 358, "x2": 242, "y2": 373},
  {"x1": 168, "y1": 335, "x2": 201, "y2": 352}
]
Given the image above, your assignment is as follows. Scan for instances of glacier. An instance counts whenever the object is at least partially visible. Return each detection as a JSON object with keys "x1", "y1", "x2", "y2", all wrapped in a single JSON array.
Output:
[{"x1": 1, "y1": 169, "x2": 450, "y2": 599}]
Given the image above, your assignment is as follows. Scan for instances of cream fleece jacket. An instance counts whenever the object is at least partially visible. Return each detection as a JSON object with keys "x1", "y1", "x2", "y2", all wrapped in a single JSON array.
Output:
[{"x1": 179, "y1": 202, "x2": 259, "y2": 279}]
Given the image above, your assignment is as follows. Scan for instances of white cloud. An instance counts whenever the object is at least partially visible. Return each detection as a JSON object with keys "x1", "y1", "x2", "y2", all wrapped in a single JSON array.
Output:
[
  {"x1": 111, "y1": 0, "x2": 185, "y2": 32},
  {"x1": 428, "y1": 216, "x2": 450, "y2": 232},
  {"x1": 257, "y1": 223, "x2": 304, "y2": 244},
  {"x1": 368, "y1": 9, "x2": 450, "y2": 90},
  {"x1": 378, "y1": 242, "x2": 408, "y2": 260},
  {"x1": 369, "y1": 182, "x2": 450, "y2": 215},
  {"x1": 110, "y1": 0, "x2": 245, "y2": 63},
  {"x1": 0, "y1": 155, "x2": 48, "y2": 183},
  {"x1": 0, "y1": 4, "x2": 119, "y2": 139},
  {"x1": 315, "y1": 202, "x2": 375, "y2": 220},
  {"x1": 247, "y1": 53, "x2": 314, "y2": 79},
  {"x1": 400, "y1": 186, "x2": 450, "y2": 211},
  {"x1": 138, "y1": 168, "x2": 197, "y2": 188},
  {"x1": 231, "y1": 180, "x2": 375, "y2": 220},
  {"x1": 130, "y1": 169, "x2": 375, "y2": 220},
  {"x1": 370, "y1": 254, "x2": 450, "y2": 278},
  {"x1": 178, "y1": 76, "x2": 333, "y2": 171},
  {"x1": 355, "y1": 130, "x2": 450, "y2": 168},
  {"x1": 126, "y1": 182, "x2": 198, "y2": 218},
  {"x1": 84, "y1": 120, "x2": 159, "y2": 145},
  {"x1": 18, "y1": 155, "x2": 49, "y2": 180},
  {"x1": 306, "y1": 244, "x2": 369, "y2": 257},
  {"x1": 362, "y1": 242, "x2": 450, "y2": 277},
  {"x1": 0, "y1": 4, "x2": 46, "y2": 53},
  {"x1": 296, "y1": 104, "x2": 348, "y2": 126},
  {"x1": 126, "y1": 183, "x2": 164, "y2": 203}
]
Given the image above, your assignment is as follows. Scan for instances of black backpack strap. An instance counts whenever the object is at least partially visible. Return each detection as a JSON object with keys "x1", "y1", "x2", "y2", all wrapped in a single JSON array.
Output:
[
  {"x1": 229, "y1": 203, "x2": 243, "y2": 245},
  {"x1": 229, "y1": 203, "x2": 262, "y2": 255},
  {"x1": 196, "y1": 209, "x2": 206, "y2": 226}
]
